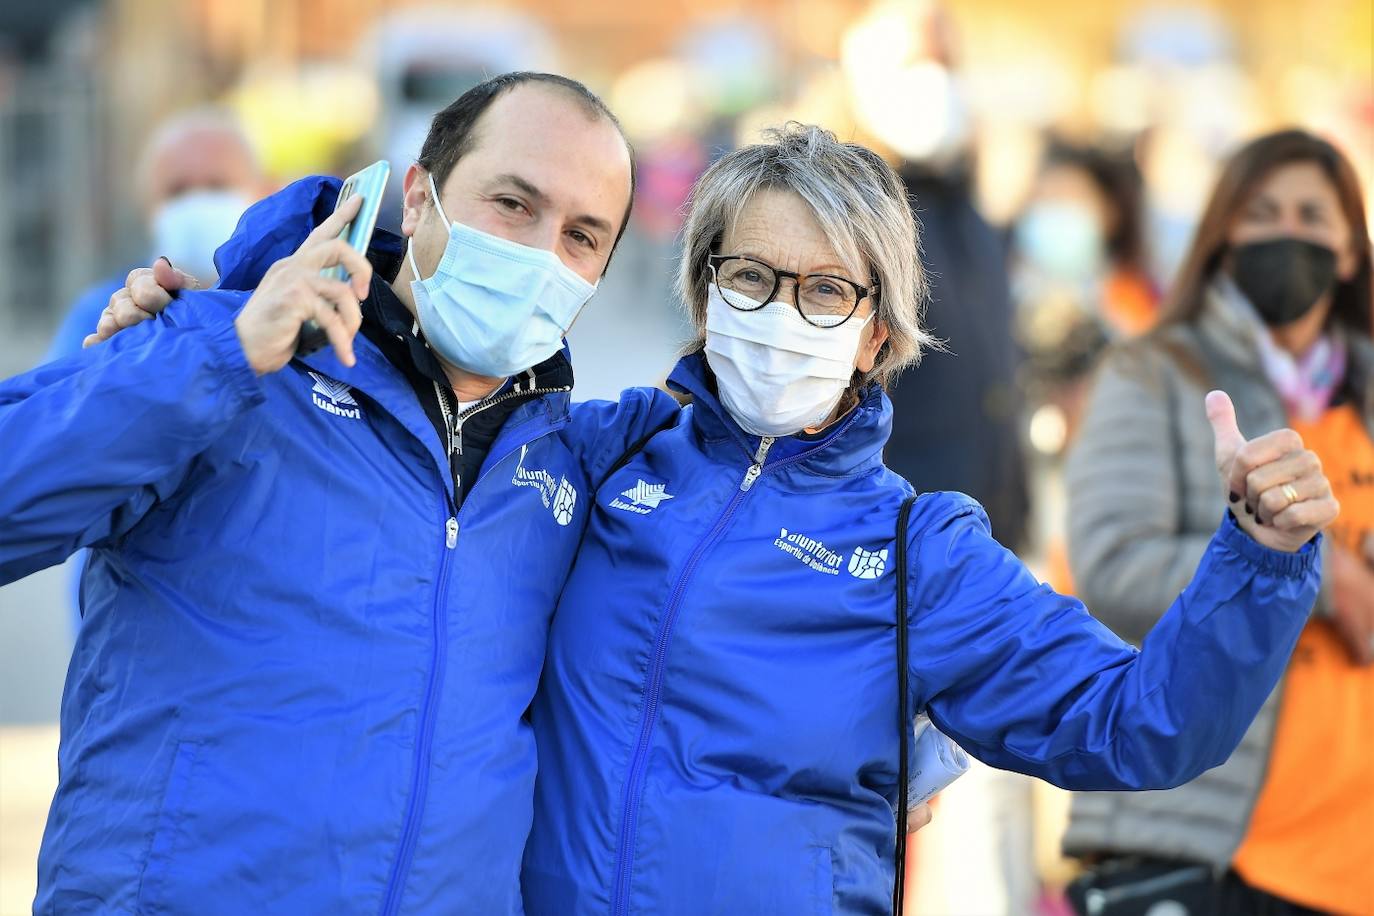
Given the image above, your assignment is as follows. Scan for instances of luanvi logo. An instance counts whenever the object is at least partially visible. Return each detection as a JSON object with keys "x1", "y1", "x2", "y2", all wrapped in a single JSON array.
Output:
[
  {"x1": 308, "y1": 372, "x2": 362, "y2": 420},
  {"x1": 609, "y1": 479, "x2": 675, "y2": 515},
  {"x1": 773, "y1": 527, "x2": 843, "y2": 576}
]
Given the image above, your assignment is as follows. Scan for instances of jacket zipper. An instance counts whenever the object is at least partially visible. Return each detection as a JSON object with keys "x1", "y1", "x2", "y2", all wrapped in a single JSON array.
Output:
[
  {"x1": 379, "y1": 494, "x2": 458, "y2": 916},
  {"x1": 433, "y1": 381, "x2": 462, "y2": 493},
  {"x1": 377, "y1": 382, "x2": 567, "y2": 915},
  {"x1": 610, "y1": 416, "x2": 863, "y2": 914},
  {"x1": 433, "y1": 380, "x2": 570, "y2": 495},
  {"x1": 456, "y1": 385, "x2": 569, "y2": 423}
]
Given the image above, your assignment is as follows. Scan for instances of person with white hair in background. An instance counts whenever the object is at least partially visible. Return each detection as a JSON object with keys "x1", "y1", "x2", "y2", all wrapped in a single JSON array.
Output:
[
  {"x1": 45, "y1": 106, "x2": 265, "y2": 361},
  {"x1": 40, "y1": 107, "x2": 267, "y2": 636}
]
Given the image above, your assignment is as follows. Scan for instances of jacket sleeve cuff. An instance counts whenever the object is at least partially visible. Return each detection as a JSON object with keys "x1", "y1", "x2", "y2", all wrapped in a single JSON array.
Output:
[
  {"x1": 1215, "y1": 509, "x2": 1322, "y2": 579},
  {"x1": 202, "y1": 314, "x2": 265, "y2": 409}
]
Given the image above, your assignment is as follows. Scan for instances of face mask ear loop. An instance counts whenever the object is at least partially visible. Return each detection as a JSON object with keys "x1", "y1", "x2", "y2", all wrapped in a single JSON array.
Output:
[
  {"x1": 407, "y1": 171, "x2": 451, "y2": 285},
  {"x1": 406, "y1": 236, "x2": 424, "y2": 286},
  {"x1": 426, "y1": 171, "x2": 453, "y2": 227}
]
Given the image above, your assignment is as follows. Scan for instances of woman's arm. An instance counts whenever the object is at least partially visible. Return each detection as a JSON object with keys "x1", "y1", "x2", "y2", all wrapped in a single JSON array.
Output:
[{"x1": 911, "y1": 494, "x2": 1320, "y2": 792}]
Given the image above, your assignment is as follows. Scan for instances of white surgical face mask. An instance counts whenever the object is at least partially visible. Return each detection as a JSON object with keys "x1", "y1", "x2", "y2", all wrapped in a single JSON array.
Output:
[
  {"x1": 704, "y1": 284, "x2": 872, "y2": 437},
  {"x1": 149, "y1": 188, "x2": 253, "y2": 283},
  {"x1": 407, "y1": 173, "x2": 598, "y2": 378}
]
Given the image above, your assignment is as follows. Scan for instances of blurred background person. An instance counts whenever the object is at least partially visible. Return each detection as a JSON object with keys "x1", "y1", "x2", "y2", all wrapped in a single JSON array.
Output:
[
  {"x1": 38, "y1": 106, "x2": 267, "y2": 642},
  {"x1": 1011, "y1": 140, "x2": 1158, "y2": 595},
  {"x1": 1062, "y1": 128, "x2": 1373, "y2": 916},
  {"x1": 44, "y1": 107, "x2": 267, "y2": 361},
  {"x1": 860, "y1": 1, "x2": 1031, "y2": 558},
  {"x1": 844, "y1": 6, "x2": 1036, "y2": 911},
  {"x1": 1013, "y1": 141, "x2": 1158, "y2": 428}
]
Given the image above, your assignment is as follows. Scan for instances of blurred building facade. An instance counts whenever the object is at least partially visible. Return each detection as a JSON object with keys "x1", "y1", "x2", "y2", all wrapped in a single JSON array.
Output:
[{"x1": 0, "y1": 0, "x2": 1368, "y2": 366}]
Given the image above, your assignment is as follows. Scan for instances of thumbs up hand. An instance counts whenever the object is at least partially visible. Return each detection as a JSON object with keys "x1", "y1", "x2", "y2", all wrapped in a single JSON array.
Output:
[{"x1": 1206, "y1": 390, "x2": 1340, "y2": 553}]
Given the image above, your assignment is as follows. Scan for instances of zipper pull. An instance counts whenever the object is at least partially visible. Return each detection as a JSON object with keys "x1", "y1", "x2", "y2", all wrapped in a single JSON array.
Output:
[
  {"x1": 753, "y1": 436, "x2": 775, "y2": 464},
  {"x1": 740, "y1": 436, "x2": 775, "y2": 492},
  {"x1": 445, "y1": 517, "x2": 458, "y2": 549}
]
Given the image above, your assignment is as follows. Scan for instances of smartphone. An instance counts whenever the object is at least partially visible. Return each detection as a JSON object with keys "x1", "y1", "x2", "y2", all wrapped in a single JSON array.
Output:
[{"x1": 297, "y1": 159, "x2": 391, "y2": 355}]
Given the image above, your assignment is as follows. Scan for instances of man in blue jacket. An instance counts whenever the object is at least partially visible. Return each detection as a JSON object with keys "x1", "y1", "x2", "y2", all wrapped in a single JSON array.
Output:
[{"x1": 0, "y1": 73, "x2": 634, "y2": 914}]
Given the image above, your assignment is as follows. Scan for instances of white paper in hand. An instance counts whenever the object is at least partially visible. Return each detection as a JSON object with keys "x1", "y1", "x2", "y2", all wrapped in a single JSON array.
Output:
[{"x1": 907, "y1": 715, "x2": 970, "y2": 807}]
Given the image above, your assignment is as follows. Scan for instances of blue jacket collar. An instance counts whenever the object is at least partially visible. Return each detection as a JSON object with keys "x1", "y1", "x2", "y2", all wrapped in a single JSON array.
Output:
[
  {"x1": 666, "y1": 351, "x2": 892, "y2": 478},
  {"x1": 296, "y1": 337, "x2": 570, "y2": 505}
]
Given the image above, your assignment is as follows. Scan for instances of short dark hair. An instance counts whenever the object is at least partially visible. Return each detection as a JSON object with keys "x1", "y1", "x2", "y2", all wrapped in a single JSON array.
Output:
[{"x1": 416, "y1": 72, "x2": 636, "y2": 259}]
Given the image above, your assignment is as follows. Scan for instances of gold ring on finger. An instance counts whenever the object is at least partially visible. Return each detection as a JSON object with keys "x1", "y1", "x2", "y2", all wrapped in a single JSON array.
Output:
[{"x1": 1282, "y1": 483, "x2": 1299, "y2": 506}]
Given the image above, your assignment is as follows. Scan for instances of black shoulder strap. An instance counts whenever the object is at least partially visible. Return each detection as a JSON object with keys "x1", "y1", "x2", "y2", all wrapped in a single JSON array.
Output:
[
  {"x1": 893, "y1": 494, "x2": 918, "y2": 916},
  {"x1": 594, "y1": 414, "x2": 679, "y2": 493}
]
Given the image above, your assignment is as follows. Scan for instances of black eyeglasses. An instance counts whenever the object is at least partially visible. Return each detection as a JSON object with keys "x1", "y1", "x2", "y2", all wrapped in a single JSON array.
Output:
[{"x1": 708, "y1": 254, "x2": 878, "y2": 328}]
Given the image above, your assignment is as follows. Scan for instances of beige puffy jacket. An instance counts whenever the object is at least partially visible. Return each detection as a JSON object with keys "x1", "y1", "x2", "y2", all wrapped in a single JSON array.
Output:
[{"x1": 1060, "y1": 286, "x2": 1374, "y2": 868}]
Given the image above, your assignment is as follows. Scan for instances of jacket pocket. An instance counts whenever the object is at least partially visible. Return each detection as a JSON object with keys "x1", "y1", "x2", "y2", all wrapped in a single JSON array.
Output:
[
  {"x1": 136, "y1": 740, "x2": 200, "y2": 912},
  {"x1": 809, "y1": 845, "x2": 835, "y2": 916}
]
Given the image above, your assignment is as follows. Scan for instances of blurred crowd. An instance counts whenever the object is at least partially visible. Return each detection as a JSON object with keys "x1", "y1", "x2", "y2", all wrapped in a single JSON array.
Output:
[{"x1": 0, "y1": 0, "x2": 1370, "y2": 914}]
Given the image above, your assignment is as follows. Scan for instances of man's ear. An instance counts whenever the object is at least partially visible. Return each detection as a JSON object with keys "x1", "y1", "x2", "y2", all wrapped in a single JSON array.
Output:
[{"x1": 400, "y1": 164, "x2": 431, "y2": 239}]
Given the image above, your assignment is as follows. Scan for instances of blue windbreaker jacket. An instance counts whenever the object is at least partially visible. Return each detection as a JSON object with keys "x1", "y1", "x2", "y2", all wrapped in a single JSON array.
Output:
[
  {"x1": 524, "y1": 353, "x2": 1321, "y2": 916},
  {"x1": 0, "y1": 178, "x2": 591, "y2": 914}
]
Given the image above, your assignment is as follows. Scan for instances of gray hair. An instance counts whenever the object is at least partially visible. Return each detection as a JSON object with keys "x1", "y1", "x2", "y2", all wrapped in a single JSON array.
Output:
[{"x1": 677, "y1": 123, "x2": 935, "y2": 389}]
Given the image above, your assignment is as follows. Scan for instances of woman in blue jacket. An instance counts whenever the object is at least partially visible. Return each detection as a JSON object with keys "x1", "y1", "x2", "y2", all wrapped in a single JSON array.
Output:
[{"x1": 522, "y1": 125, "x2": 1338, "y2": 916}]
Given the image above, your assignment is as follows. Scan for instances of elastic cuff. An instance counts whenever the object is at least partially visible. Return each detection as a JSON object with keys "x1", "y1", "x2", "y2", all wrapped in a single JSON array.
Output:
[
  {"x1": 202, "y1": 315, "x2": 265, "y2": 408},
  {"x1": 1215, "y1": 510, "x2": 1322, "y2": 578}
]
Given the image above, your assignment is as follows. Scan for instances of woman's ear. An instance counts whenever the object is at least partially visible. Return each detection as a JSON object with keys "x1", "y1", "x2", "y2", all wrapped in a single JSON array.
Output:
[
  {"x1": 856, "y1": 319, "x2": 890, "y2": 374},
  {"x1": 1335, "y1": 239, "x2": 1362, "y2": 283}
]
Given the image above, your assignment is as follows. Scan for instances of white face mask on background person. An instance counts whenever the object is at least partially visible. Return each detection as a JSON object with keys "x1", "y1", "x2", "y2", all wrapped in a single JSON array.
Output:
[
  {"x1": 407, "y1": 173, "x2": 598, "y2": 378},
  {"x1": 704, "y1": 285, "x2": 872, "y2": 437},
  {"x1": 149, "y1": 188, "x2": 253, "y2": 283}
]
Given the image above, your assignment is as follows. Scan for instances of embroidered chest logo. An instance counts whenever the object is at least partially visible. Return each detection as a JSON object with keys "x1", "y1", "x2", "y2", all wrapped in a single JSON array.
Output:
[
  {"x1": 609, "y1": 479, "x2": 675, "y2": 515},
  {"x1": 848, "y1": 546, "x2": 889, "y2": 579},
  {"x1": 512, "y1": 445, "x2": 577, "y2": 526},
  {"x1": 308, "y1": 372, "x2": 362, "y2": 420},
  {"x1": 773, "y1": 527, "x2": 843, "y2": 576}
]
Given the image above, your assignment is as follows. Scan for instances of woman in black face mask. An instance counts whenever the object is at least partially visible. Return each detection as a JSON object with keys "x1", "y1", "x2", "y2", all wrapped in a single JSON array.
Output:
[{"x1": 1062, "y1": 129, "x2": 1373, "y2": 916}]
